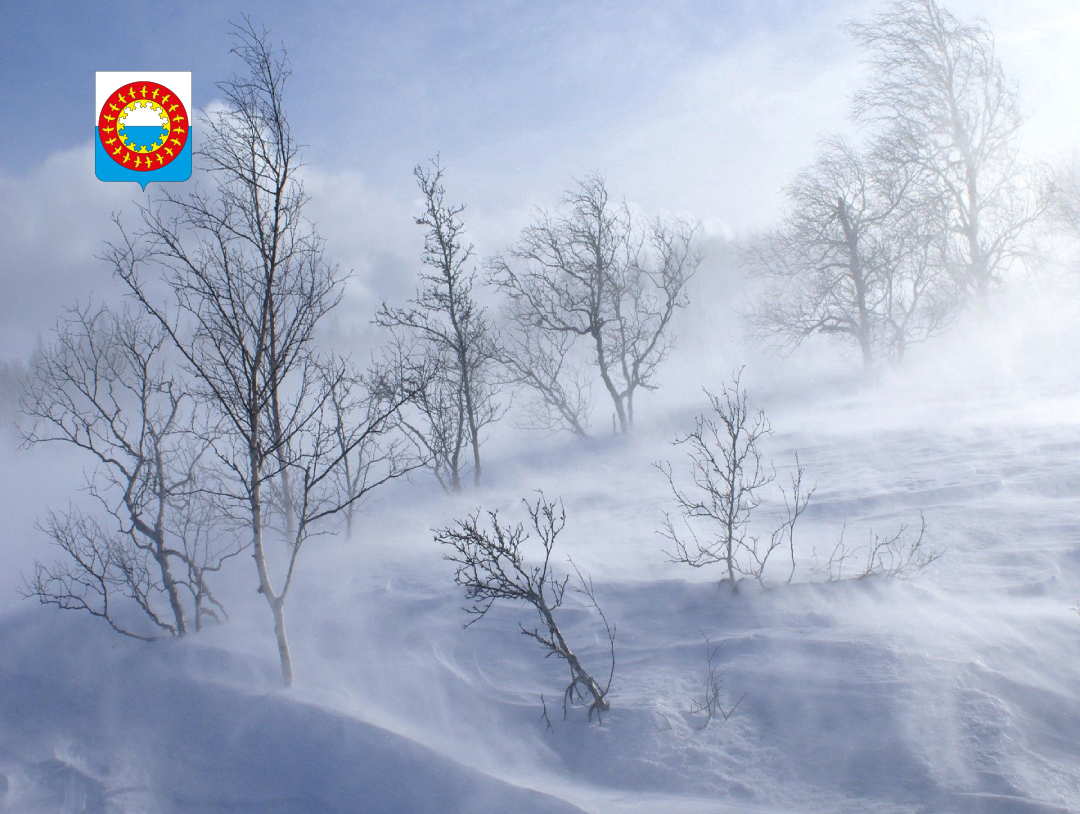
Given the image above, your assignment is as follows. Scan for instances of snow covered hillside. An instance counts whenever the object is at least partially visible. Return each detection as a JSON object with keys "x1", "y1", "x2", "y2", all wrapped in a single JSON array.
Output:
[{"x1": 3, "y1": 345, "x2": 1080, "y2": 814}]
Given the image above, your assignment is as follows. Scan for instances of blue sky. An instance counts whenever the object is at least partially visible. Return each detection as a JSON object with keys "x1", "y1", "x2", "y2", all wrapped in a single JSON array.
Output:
[
  {"x1": 1, "y1": 1, "x2": 838, "y2": 176},
  {"x1": 1, "y1": 0, "x2": 1079, "y2": 361}
]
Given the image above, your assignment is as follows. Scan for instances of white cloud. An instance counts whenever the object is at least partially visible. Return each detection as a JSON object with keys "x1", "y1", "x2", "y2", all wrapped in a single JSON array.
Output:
[{"x1": 0, "y1": 145, "x2": 138, "y2": 361}]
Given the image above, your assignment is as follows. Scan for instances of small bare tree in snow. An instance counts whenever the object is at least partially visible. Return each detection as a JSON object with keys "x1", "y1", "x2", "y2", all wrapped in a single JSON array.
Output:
[
  {"x1": 658, "y1": 370, "x2": 812, "y2": 590},
  {"x1": 377, "y1": 158, "x2": 502, "y2": 491},
  {"x1": 20, "y1": 305, "x2": 242, "y2": 639},
  {"x1": 776, "y1": 455, "x2": 814, "y2": 585},
  {"x1": 436, "y1": 495, "x2": 615, "y2": 721},
  {"x1": 489, "y1": 174, "x2": 698, "y2": 435},
  {"x1": 687, "y1": 631, "x2": 745, "y2": 729}
]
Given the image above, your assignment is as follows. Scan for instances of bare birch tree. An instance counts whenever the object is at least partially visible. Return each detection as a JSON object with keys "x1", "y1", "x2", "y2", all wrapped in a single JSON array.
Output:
[
  {"x1": 376, "y1": 158, "x2": 502, "y2": 491},
  {"x1": 489, "y1": 175, "x2": 698, "y2": 435},
  {"x1": 108, "y1": 22, "x2": 414, "y2": 685},
  {"x1": 20, "y1": 305, "x2": 241, "y2": 639},
  {"x1": 847, "y1": 0, "x2": 1043, "y2": 303}
]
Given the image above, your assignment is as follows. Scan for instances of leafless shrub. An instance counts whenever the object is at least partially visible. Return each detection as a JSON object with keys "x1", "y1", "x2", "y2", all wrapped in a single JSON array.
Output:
[
  {"x1": 436, "y1": 495, "x2": 615, "y2": 721},
  {"x1": 818, "y1": 513, "x2": 939, "y2": 581},
  {"x1": 687, "y1": 630, "x2": 745, "y2": 730},
  {"x1": 777, "y1": 456, "x2": 814, "y2": 585},
  {"x1": 653, "y1": 712, "x2": 674, "y2": 732}
]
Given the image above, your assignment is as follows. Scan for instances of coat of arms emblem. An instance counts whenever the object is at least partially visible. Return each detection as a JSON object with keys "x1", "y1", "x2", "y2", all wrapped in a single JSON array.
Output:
[{"x1": 96, "y1": 72, "x2": 192, "y2": 188}]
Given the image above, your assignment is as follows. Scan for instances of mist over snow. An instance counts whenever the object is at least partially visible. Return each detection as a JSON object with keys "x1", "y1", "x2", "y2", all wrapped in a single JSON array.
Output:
[{"x1": 3, "y1": 2, "x2": 1080, "y2": 813}]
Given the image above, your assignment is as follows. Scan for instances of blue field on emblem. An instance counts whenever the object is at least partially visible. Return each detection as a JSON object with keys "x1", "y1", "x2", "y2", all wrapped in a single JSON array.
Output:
[
  {"x1": 95, "y1": 127, "x2": 192, "y2": 188},
  {"x1": 120, "y1": 125, "x2": 169, "y2": 152}
]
